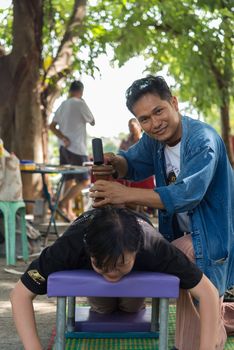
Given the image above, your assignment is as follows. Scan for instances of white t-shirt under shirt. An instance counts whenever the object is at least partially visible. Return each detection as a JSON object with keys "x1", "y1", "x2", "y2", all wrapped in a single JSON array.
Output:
[
  {"x1": 53, "y1": 97, "x2": 95, "y2": 155},
  {"x1": 164, "y1": 142, "x2": 191, "y2": 233}
]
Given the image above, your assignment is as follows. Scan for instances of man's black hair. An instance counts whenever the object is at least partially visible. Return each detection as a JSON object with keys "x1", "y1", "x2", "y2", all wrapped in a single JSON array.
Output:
[
  {"x1": 69, "y1": 80, "x2": 84, "y2": 92},
  {"x1": 84, "y1": 206, "x2": 143, "y2": 272},
  {"x1": 126, "y1": 75, "x2": 172, "y2": 113}
]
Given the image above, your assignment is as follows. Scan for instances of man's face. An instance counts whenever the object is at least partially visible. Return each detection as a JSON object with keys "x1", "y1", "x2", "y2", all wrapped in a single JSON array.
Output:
[
  {"x1": 91, "y1": 251, "x2": 136, "y2": 282},
  {"x1": 132, "y1": 93, "x2": 182, "y2": 146}
]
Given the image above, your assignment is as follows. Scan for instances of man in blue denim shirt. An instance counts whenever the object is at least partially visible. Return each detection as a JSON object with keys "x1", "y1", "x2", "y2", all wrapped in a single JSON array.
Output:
[{"x1": 90, "y1": 76, "x2": 234, "y2": 349}]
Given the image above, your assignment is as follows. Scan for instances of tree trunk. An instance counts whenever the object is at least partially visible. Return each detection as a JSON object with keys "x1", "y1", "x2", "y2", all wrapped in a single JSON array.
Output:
[
  {"x1": 41, "y1": 85, "x2": 61, "y2": 163},
  {"x1": 0, "y1": 0, "x2": 43, "y2": 202},
  {"x1": 220, "y1": 103, "x2": 234, "y2": 167},
  {"x1": 40, "y1": 0, "x2": 87, "y2": 162}
]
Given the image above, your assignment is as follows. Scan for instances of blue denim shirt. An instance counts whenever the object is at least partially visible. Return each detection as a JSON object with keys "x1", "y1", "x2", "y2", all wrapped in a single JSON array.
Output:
[{"x1": 119, "y1": 116, "x2": 234, "y2": 295}]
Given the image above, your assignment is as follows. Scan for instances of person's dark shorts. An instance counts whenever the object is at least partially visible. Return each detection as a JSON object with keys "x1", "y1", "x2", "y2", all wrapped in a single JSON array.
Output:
[{"x1": 59, "y1": 146, "x2": 89, "y2": 182}]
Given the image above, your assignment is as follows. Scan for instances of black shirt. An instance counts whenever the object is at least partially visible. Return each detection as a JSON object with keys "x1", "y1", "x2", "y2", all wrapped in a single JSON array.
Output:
[{"x1": 21, "y1": 210, "x2": 202, "y2": 295}]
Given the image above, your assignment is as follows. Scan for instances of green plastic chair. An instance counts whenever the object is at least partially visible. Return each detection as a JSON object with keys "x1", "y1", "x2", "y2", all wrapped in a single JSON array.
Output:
[{"x1": 0, "y1": 201, "x2": 29, "y2": 265}]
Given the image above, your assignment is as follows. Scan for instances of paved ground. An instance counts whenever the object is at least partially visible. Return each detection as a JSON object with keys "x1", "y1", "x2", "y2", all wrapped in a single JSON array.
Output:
[
  {"x1": 0, "y1": 257, "x2": 57, "y2": 350},
  {"x1": 0, "y1": 218, "x2": 72, "y2": 350},
  {"x1": 0, "y1": 244, "x2": 57, "y2": 350}
]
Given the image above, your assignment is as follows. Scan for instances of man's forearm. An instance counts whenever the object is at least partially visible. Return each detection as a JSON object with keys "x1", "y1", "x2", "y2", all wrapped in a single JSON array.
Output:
[
  {"x1": 126, "y1": 187, "x2": 165, "y2": 209},
  {"x1": 49, "y1": 122, "x2": 70, "y2": 147},
  {"x1": 50, "y1": 124, "x2": 64, "y2": 140}
]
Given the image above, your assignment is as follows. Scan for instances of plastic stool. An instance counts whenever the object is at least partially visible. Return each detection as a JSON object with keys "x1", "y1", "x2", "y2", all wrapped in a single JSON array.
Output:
[
  {"x1": 48, "y1": 270, "x2": 180, "y2": 350},
  {"x1": 0, "y1": 201, "x2": 29, "y2": 265}
]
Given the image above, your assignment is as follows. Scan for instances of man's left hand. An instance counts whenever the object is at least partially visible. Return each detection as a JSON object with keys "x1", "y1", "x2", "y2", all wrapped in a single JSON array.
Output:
[{"x1": 89, "y1": 180, "x2": 128, "y2": 207}]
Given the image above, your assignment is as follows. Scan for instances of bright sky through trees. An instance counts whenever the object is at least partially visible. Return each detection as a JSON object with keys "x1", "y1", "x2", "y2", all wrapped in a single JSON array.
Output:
[
  {"x1": 1, "y1": 0, "x2": 195, "y2": 139},
  {"x1": 51, "y1": 54, "x2": 150, "y2": 138},
  {"x1": 52, "y1": 54, "x2": 177, "y2": 138},
  {"x1": 0, "y1": 0, "x2": 10, "y2": 9},
  {"x1": 78, "y1": 55, "x2": 149, "y2": 137}
]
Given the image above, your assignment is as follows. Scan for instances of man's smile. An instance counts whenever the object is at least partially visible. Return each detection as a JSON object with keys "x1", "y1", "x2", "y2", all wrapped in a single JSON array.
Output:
[{"x1": 153, "y1": 126, "x2": 167, "y2": 135}]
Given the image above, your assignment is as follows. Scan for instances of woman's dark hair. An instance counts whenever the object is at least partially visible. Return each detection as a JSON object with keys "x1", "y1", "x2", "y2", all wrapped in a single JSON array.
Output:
[
  {"x1": 126, "y1": 75, "x2": 172, "y2": 113},
  {"x1": 84, "y1": 207, "x2": 143, "y2": 272}
]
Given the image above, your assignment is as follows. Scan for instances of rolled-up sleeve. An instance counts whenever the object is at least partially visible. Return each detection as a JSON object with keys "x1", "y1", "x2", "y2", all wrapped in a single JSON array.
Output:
[{"x1": 156, "y1": 145, "x2": 218, "y2": 214}]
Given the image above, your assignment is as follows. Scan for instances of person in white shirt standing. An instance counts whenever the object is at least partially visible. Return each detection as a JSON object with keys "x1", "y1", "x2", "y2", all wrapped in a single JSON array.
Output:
[{"x1": 49, "y1": 80, "x2": 95, "y2": 220}]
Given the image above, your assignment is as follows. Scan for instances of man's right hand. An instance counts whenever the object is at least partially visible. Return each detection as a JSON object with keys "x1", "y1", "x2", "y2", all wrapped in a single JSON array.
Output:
[
  {"x1": 62, "y1": 136, "x2": 70, "y2": 148},
  {"x1": 103, "y1": 152, "x2": 117, "y2": 164},
  {"x1": 103, "y1": 153, "x2": 128, "y2": 179},
  {"x1": 92, "y1": 164, "x2": 115, "y2": 181},
  {"x1": 102, "y1": 152, "x2": 118, "y2": 177}
]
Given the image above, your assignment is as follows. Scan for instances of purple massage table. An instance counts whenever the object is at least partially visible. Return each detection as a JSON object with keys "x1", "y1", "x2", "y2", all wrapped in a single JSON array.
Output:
[{"x1": 48, "y1": 270, "x2": 180, "y2": 350}]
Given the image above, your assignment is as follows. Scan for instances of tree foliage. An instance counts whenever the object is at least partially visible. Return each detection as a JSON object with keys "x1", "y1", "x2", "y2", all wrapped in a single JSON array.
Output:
[
  {"x1": 85, "y1": 0, "x2": 234, "y2": 162},
  {"x1": 0, "y1": 0, "x2": 97, "y2": 199},
  {"x1": 0, "y1": 0, "x2": 233, "y2": 164},
  {"x1": 0, "y1": 0, "x2": 103, "y2": 83},
  {"x1": 85, "y1": 0, "x2": 233, "y2": 113},
  {"x1": 0, "y1": 0, "x2": 101, "y2": 161}
]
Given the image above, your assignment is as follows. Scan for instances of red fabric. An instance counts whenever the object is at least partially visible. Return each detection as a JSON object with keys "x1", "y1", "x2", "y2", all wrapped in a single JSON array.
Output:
[
  {"x1": 117, "y1": 176, "x2": 155, "y2": 189},
  {"x1": 91, "y1": 171, "x2": 155, "y2": 190}
]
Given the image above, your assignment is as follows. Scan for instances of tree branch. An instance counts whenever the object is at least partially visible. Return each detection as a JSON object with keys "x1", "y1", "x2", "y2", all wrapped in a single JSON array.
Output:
[
  {"x1": 44, "y1": 0, "x2": 87, "y2": 81},
  {"x1": 207, "y1": 56, "x2": 225, "y2": 90}
]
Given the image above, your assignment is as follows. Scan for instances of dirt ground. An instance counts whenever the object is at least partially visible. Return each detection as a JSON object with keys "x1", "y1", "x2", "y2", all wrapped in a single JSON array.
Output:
[
  {"x1": 0, "y1": 254, "x2": 57, "y2": 350},
  {"x1": 0, "y1": 220, "x2": 69, "y2": 350}
]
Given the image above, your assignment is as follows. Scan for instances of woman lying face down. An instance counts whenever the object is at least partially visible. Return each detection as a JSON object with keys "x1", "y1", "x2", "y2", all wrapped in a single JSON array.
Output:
[{"x1": 10, "y1": 207, "x2": 221, "y2": 350}]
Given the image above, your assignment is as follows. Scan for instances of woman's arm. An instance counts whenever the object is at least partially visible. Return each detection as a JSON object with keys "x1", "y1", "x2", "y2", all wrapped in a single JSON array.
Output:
[
  {"x1": 10, "y1": 280, "x2": 43, "y2": 350},
  {"x1": 189, "y1": 274, "x2": 220, "y2": 350}
]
